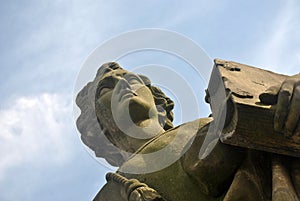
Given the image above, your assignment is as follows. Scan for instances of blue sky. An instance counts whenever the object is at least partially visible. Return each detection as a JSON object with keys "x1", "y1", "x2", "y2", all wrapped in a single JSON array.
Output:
[{"x1": 1, "y1": 0, "x2": 300, "y2": 200}]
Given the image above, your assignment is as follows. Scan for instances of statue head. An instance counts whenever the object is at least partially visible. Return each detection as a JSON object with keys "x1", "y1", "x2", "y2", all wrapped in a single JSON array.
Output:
[{"x1": 76, "y1": 62, "x2": 174, "y2": 166}]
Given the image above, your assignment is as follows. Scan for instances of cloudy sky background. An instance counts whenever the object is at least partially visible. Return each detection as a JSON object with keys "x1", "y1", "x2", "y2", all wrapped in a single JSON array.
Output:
[{"x1": 1, "y1": 0, "x2": 300, "y2": 200}]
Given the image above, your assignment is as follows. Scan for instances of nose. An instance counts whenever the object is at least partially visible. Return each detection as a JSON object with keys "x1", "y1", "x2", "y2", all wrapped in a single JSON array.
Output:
[{"x1": 115, "y1": 77, "x2": 131, "y2": 93}]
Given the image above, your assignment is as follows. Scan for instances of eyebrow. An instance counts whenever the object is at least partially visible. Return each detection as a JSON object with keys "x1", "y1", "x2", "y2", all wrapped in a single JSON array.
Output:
[
  {"x1": 97, "y1": 67, "x2": 112, "y2": 77},
  {"x1": 96, "y1": 71, "x2": 127, "y2": 92},
  {"x1": 138, "y1": 74, "x2": 150, "y2": 85},
  {"x1": 125, "y1": 73, "x2": 148, "y2": 84},
  {"x1": 95, "y1": 77, "x2": 115, "y2": 99},
  {"x1": 98, "y1": 76, "x2": 115, "y2": 89}
]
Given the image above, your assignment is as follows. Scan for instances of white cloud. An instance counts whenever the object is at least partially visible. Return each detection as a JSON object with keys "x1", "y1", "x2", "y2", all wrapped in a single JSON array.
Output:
[{"x1": 0, "y1": 93, "x2": 74, "y2": 180}]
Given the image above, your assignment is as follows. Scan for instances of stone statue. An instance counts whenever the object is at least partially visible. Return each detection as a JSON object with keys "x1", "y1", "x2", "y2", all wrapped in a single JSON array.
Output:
[{"x1": 76, "y1": 60, "x2": 300, "y2": 201}]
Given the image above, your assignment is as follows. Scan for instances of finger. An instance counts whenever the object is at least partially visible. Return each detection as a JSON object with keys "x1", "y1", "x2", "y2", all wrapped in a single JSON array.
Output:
[
  {"x1": 284, "y1": 84, "x2": 300, "y2": 136},
  {"x1": 259, "y1": 83, "x2": 281, "y2": 105},
  {"x1": 274, "y1": 80, "x2": 294, "y2": 133},
  {"x1": 292, "y1": 121, "x2": 300, "y2": 143}
]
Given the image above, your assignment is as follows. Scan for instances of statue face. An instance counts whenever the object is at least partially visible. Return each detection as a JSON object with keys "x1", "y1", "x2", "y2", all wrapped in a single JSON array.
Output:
[
  {"x1": 117, "y1": 74, "x2": 157, "y2": 119},
  {"x1": 96, "y1": 68, "x2": 161, "y2": 151}
]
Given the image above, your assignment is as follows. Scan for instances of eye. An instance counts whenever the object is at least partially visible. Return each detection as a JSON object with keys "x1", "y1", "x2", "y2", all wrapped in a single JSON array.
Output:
[
  {"x1": 127, "y1": 75, "x2": 144, "y2": 85},
  {"x1": 99, "y1": 87, "x2": 111, "y2": 97}
]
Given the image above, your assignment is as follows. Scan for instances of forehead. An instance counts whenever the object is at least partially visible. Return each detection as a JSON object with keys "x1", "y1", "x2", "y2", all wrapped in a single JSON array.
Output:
[
  {"x1": 99, "y1": 68, "x2": 129, "y2": 80},
  {"x1": 97, "y1": 66, "x2": 151, "y2": 86}
]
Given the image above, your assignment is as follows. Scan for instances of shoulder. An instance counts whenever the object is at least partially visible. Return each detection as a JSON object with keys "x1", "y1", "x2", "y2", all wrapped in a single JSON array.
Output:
[{"x1": 106, "y1": 118, "x2": 215, "y2": 201}]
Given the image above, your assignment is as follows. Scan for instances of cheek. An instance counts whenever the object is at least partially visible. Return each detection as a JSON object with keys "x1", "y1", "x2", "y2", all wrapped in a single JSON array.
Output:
[
  {"x1": 97, "y1": 102, "x2": 112, "y2": 125},
  {"x1": 132, "y1": 87, "x2": 156, "y2": 110},
  {"x1": 98, "y1": 102, "x2": 124, "y2": 136},
  {"x1": 97, "y1": 101, "x2": 132, "y2": 151},
  {"x1": 98, "y1": 91, "x2": 113, "y2": 106},
  {"x1": 96, "y1": 94, "x2": 119, "y2": 133},
  {"x1": 136, "y1": 86, "x2": 153, "y2": 99}
]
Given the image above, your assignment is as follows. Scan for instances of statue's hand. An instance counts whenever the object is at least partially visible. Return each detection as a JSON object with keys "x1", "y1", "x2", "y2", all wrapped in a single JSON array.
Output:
[
  {"x1": 259, "y1": 74, "x2": 300, "y2": 139},
  {"x1": 129, "y1": 186, "x2": 166, "y2": 201}
]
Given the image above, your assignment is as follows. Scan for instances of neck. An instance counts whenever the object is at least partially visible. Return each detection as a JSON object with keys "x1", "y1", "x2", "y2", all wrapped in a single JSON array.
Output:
[
  {"x1": 120, "y1": 119, "x2": 164, "y2": 151},
  {"x1": 136, "y1": 119, "x2": 165, "y2": 138},
  {"x1": 108, "y1": 118, "x2": 165, "y2": 154}
]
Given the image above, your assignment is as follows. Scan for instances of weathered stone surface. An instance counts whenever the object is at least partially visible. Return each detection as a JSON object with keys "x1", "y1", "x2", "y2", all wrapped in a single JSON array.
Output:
[{"x1": 76, "y1": 59, "x2": 300, "y2": 201}]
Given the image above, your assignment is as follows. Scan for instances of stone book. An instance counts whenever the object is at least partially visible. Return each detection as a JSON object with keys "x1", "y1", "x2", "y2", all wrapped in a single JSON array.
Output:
[{"x1": 208, "y1": 59, "x2": 300, "y2": 157}]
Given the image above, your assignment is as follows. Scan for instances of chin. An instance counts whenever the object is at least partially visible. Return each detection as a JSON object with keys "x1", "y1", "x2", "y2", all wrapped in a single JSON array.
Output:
[{"x1": 128, "y1": 99, "x2": 153, "y2": 123}]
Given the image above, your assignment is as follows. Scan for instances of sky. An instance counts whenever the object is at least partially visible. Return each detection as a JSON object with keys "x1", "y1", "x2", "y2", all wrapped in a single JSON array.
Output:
[{"x1": 0, "y1": 0, "x2": 300, "y2": 200}]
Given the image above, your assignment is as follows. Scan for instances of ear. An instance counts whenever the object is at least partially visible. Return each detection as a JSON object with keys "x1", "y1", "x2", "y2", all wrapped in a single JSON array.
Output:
[
  {"x1": 156, "y1": 105, "x2": 167, "y2": 127},
  {"x1": 157, "y1": 105, "x2": 167, "y2": 115}
]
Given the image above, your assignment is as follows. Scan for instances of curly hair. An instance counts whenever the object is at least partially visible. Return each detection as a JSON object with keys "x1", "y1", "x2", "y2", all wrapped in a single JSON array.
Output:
[{"x1": 76, "y1": 62, "x2": 174, "y2": 167}]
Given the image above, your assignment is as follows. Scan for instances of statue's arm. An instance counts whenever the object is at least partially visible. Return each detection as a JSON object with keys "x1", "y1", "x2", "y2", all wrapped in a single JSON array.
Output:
[
  {"x1": 180, "y1": 119, "x2": 245, "y2": 197},
  {"x1": 259, "y1": 74, "x2": 300, "y2": 199},
  {"x1": 181, "y1": 74, "x2": 300, "y2": 198}
]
